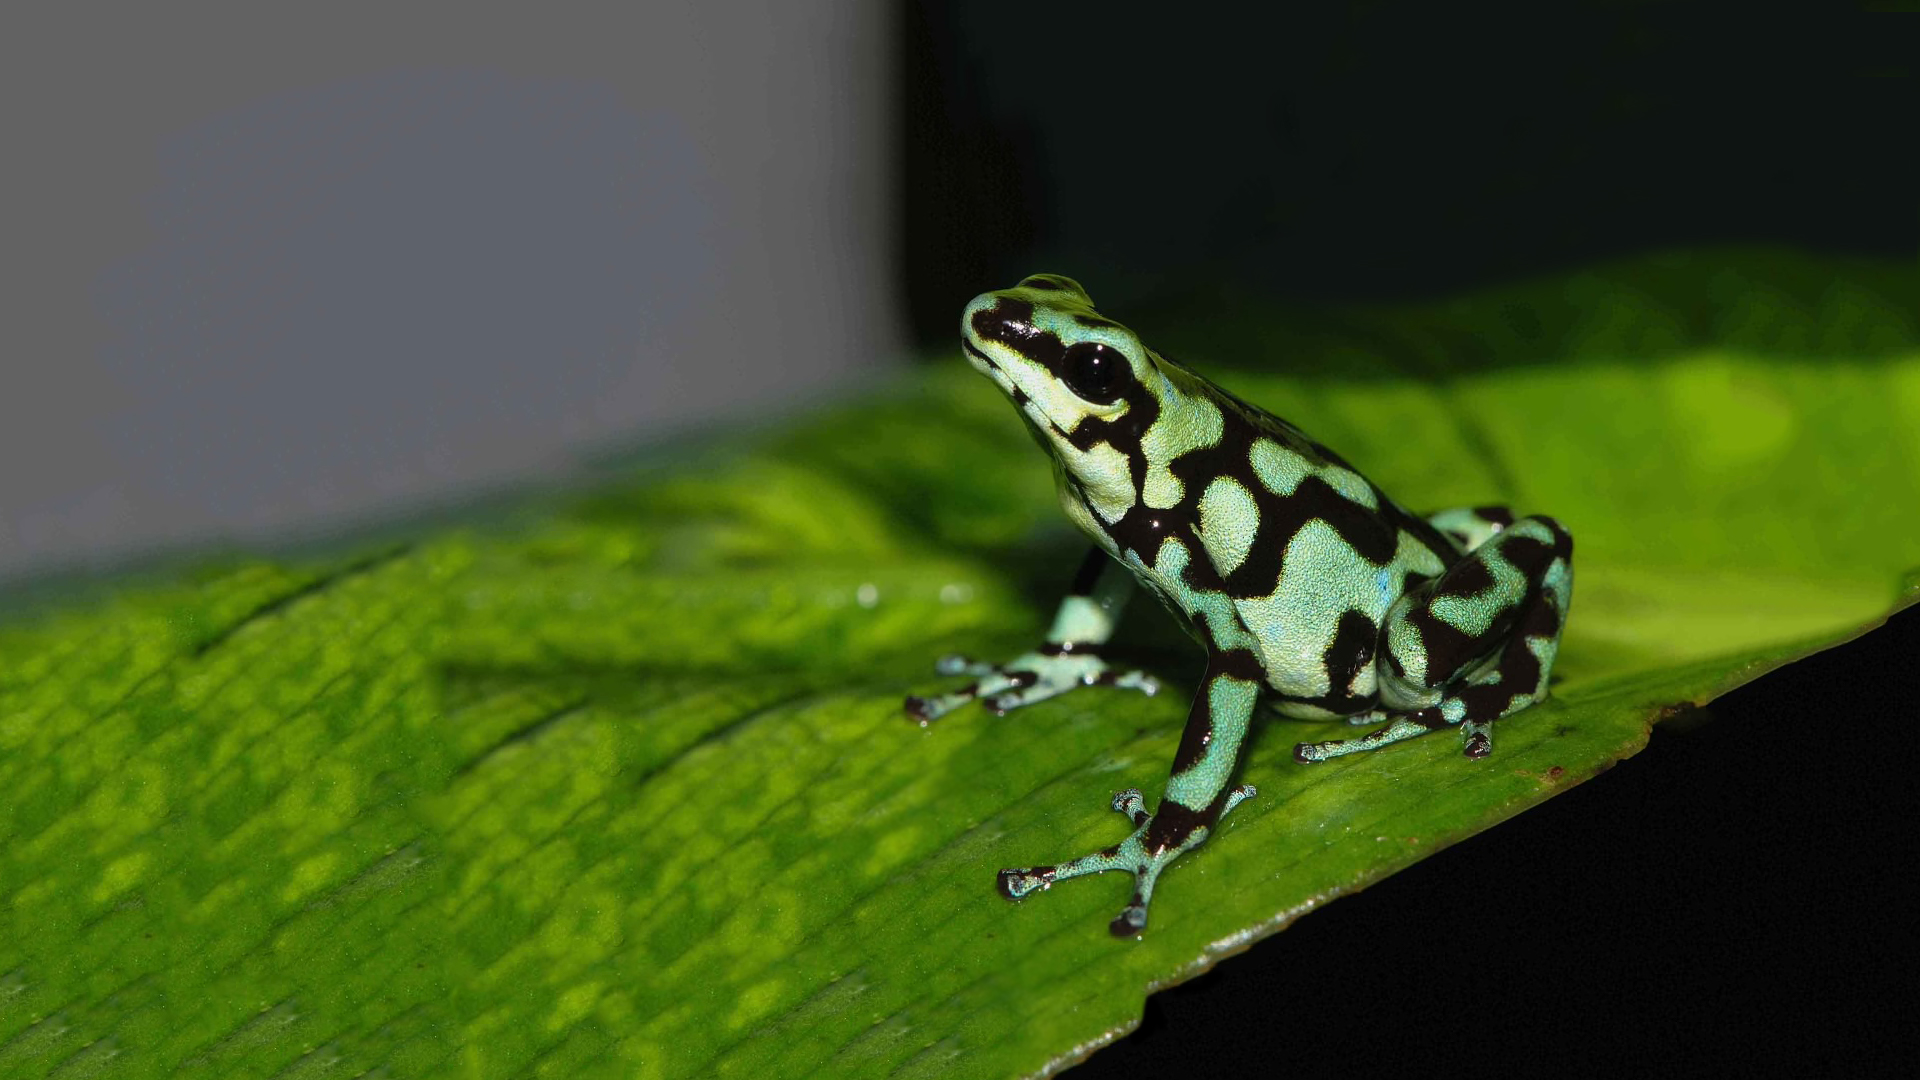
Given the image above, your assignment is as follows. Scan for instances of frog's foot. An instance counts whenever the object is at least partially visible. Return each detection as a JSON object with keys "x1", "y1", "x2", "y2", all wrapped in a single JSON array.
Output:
[
  {"x1": 1294, "y1": 707, "x2": 1497, "y2": 762},
  {"x1": 1294, "y1": 709, "x2": 1448, "y2": 763},
  {"x1": 997, "y1": 784, "x2": 1255, "y2": 937},
  {"x1": 904, "y1": 650, "x2": 1159, "y2": 725}
]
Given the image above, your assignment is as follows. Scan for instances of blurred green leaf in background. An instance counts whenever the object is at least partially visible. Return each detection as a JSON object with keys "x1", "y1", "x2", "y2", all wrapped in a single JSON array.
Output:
[{"x1": 2, "y1": 248, "x2": 1915, "y2": 1078}]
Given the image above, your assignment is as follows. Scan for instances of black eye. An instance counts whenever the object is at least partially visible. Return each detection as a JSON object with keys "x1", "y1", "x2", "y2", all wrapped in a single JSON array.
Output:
[{"x1": 1061, "y1": 342, "x2": 1132, "y2": 404}]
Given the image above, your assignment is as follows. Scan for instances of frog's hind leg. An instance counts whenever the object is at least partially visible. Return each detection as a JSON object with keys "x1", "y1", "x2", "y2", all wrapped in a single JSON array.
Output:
[{"x1": 1295, "y1": 515, "x2": 1573, "y2": 763}]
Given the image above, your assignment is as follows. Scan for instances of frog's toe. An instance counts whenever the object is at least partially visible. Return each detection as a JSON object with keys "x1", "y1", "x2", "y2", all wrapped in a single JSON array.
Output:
[
  {"x1": 1109, "y1": 787, "x2": 1150, "y2": 826},
  {"x1": 1220, "y1": 783, "x2": 1257, "y2": 816},
  {"x1": 1105, "y1": 844, "x2": 1169, "y2": 938},
  {"x1": 933, "y1": 654, "x2": 997, "y2": 677},
  {"x1": 904, "y1": 693, "x2": 952, "y2": 724},
  {"x1": 905, "y1": 688, "x2": 982, "y2": 724},
  {"x1": 995, "y1": 865, "x2": 1057, "y2": 900},
  {"x1": 1091, "y1": 668, "x2": 1161, "y2": 696},
  {"x1": 1109, "y1": 898, "x2": 1150, "y2": 938},
  {"x1": 1461, "y1": 718, "x2": 1493, "y2": 758},
  {"x1": 980, "y1": 686, "x2": 1044, "y2": 713}
]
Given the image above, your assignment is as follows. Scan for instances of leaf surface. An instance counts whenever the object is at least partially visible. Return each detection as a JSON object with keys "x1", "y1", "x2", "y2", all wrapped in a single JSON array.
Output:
[{"x1": 1, "y1": 248, "x2": 1915, "y2": 1079}]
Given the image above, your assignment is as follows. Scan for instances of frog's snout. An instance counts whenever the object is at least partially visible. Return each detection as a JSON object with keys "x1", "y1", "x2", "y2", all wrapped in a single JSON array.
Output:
[{"x1": 961, "y1": 292, "x2": 1037, "y2": 358}]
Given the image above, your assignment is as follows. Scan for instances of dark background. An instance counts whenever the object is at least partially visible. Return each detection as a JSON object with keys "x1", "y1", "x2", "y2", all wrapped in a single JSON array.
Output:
[
  {"x1": 896, "y1": 5, "x2": 1915, "y2": 1074},
  {"x1": 1078, "y1": 609, "x2": 1920, "y2": 1076},
  {"x1": 900, "y1": 5, "x2": 1911, "y2": 336}
]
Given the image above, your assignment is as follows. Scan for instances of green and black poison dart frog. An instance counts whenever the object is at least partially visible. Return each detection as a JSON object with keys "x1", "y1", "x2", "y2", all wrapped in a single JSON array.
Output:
[{"x1": 905, "y1": 275, "x2": 1574, "y2": 938}]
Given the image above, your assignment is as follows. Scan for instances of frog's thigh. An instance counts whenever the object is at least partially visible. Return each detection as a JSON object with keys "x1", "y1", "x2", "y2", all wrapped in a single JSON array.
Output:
[{"x1": 1382, "y1": 515, "x2": 1573, "y2": 728}]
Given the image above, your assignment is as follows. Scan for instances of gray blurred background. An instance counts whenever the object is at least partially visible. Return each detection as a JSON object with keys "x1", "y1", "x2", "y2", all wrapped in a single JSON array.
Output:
[{"x1": 3, "y1": 2, "x2": 897, "y2": 581}]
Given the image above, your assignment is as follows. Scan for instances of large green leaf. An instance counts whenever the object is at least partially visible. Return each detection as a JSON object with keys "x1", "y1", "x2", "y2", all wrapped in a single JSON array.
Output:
[{"x1": 2, "y1": 248, "x2": 1914, "y2": 1079}]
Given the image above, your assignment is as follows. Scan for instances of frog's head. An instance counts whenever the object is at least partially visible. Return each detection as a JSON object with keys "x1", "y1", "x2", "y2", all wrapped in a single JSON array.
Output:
[{"x1": 961, "y1": 275, "x2": 1164, "y2": 501}]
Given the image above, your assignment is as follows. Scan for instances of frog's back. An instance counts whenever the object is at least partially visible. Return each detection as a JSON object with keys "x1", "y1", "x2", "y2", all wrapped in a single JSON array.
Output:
[
  {"x1": 1154, "y1": 349, "x2": 1457, "y2": 568},
  {"x1": 1152, "y1": 352, "x2": 1460, "y2": 712}
]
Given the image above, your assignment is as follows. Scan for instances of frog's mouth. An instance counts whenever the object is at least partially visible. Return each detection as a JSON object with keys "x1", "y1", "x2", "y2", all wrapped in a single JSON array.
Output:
[
  {"x1": 964, "y1": 339, "x2": 1075, "y2": 443},
  {"x1": 962, "y1": 338, "x2": 1014, "y2": 394}
]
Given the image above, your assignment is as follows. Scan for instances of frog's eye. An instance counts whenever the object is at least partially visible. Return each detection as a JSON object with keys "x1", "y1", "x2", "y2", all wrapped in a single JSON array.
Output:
[{"x1": 1061, "y1": 342, "x2": 1132, "y2": 405}]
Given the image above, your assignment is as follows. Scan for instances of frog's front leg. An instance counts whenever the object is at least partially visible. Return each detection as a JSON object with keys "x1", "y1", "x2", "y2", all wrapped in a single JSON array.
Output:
[
  {"x1": 1296, "y1": 514, "x2": 1574, "y2": 763},
  {"x1": 998, "y1": 652, "x2": 1261, "y2": 937},
  {"x1": 905, "y1": 548, "x2": 1159, "y2": 724}
]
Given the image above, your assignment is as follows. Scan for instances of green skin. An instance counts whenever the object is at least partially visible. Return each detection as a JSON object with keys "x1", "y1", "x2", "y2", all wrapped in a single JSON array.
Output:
[{"x1": 906, "y1": 275, "x2": 1574, "y2": 937}]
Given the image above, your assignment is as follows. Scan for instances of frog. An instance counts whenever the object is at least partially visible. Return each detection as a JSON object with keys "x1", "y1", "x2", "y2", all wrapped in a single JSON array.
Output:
[{"x1": 905, "y1": 274, "x2": 1573, "y2": 937}]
